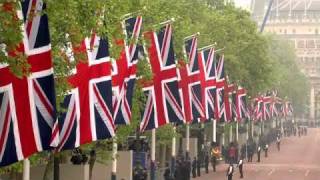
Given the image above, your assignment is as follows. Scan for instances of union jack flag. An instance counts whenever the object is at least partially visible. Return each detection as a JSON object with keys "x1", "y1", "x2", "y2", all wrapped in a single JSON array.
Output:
[
  {"x1": 225, "y1": 83, "x2": 236, "y2": 122},
  {"x1": 214, "y1": 54, "x2": 227, "y2": 122},
  {"x1": 0, "y1": 0, "x2": 56, "y2": 166},
  {"x1": 52, "y1": 34, "x2": 114, "y2": 151},
  {"x1": 178, "y1": 35, "x2": 204, "y2": 124},
  {"x1": 235, "y1": 87, "x2": 247, "y2": 121},
  {"x1": 198, "y1": 47, "x2": 216, "y2": 121},
  {"x1": 283, "y1": 101, "x2": 293, "y2": 117},
  {"x1": 140, "y1": 23, "x2": 183, "y2": 131},
  {"x1": 263, "y1": 96, "x2": 272, "y2": 120},
  {"x1": 253, "y1": 96, "x2": 263, "y2": 121},
  {"x1": 270, "y1": 96, "x2": 282, "y2": 117},
  {"x1": 112, "y1": 16, "x2": 143, "y2": 125}
]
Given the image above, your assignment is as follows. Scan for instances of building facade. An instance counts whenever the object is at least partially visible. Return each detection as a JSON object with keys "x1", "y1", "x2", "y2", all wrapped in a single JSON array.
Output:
[{"x1": 252, "y1": 0, "x2": 320, "y2": 125}]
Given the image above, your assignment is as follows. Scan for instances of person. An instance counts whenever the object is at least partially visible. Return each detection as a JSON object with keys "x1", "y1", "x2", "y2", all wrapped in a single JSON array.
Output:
[
  {"x1": 264, "y1": 144, "x2": 269, "y2": 158},
  {"x1": 133, "y1": 162, "x2": 144, "y2": 180},
  {"x1": 174, "y1": 160, "x2": 182, "y2": 180},
  {"x1": 226, "y1": 163, "x2": 234, "y2": 180},
  {"x1": 276, "y1": 136, "x2": 281, "y2": 151},
  {"x1": 196, "y1": 156, "x2": 201, "y2": 177},
  {"x1": 89, "y1": 149, "x2": 96, "y2": 180},
  {"x1": 71, "y1": 148, "x2": 83, "y2": 165},
  {"x1": 211, "y1": 146, "x2": 220, "y2": 172},
  {"x1": 163, "y1": 163, "x2": 171, "y2": 180},
  {"x1": 257, "y1": 145, "x2": 261, "y2": 162},
  {"x1": 185, "y1": 157, "x2": 191, "y2": 180},
  {"x1": 204, "y1": 153, "x2": 209, "y2": 174},
  {"x1": 228, "y1": 145, "x2": 236, "y2": 164},
  {"x1": 238, "y1": 157, "x2": 244, "y2": 178},
  {"x1": 192, "y1": 157, "x2": 197, "y2": 178},
  {"x1": 247, "y1": 143, "x2": 254, "y2": 162}
]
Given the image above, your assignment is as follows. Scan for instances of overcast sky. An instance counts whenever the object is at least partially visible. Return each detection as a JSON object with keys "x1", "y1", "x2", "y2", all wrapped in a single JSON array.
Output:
[{"x1": 234, "y1": 0, "x2": 252, "y2": 9}]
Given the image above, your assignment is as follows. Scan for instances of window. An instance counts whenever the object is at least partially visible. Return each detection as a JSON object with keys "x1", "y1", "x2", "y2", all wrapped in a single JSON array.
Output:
[
  {"x1": 306, "y1": 40, "x2": 315, "y2": 49},
  {"x1": 316, "y1": 29, "x2": 319, "y2": 35},
  {"x1": 297, "y1": 40, "x2": 305, "y2": 48}
]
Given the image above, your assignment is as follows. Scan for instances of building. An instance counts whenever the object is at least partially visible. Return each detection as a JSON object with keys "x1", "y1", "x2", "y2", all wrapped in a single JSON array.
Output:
[{"x1": 252, "y1": 0, "x2": 320, "y2": 125}]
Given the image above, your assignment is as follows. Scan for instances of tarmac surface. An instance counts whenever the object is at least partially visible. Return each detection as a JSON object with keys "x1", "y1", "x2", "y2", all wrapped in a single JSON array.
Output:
[{"x1": 196, "y1": 128, "x2": 320, "y2": 180}]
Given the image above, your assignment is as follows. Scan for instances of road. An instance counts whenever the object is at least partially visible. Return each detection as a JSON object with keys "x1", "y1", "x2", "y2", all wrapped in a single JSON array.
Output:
[{"x1": 196, "y1": 128, "x2": 320, "y2": 180}]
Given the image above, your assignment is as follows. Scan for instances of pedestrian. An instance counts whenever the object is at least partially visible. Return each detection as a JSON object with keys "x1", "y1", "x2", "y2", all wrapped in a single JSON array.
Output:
[
  {"x1": 163, "y1": 163, "x2": 171, "y2": 180},
  {"x1": 182, "y1": 159, "x2": 190, "y2": 180},
  {"x1": 276, "y1": 136, "x2": 281, "y2": 151},
  {"x1": 238, "y1": 157, "x2": 244, "y2": 178},
  {"x1": 229, "y1": 145, "x2": 236, "y2": 164},
  {"x1": 204, "y1": 153, "x2": 209, "y2": 174},
  {"x1": 226, "y1": 163, "x2": 234, "y2": 180},
  {"x1": 264, "y1": 144, "x2": 269, "y2": 158},
  {"x1": 186, "y1": 157, "x2": 191, "y2": 180},
  {"x1": 174, "y1": 160, "x2": 182, "y2": 180},
  {"x1": 196, "y1": 156, "x2": 201, "y2": 177},
  {"x1": 192, "y1": 157, "x2": 197, "y2": 178},
  {"x1": 257, "y1": 145, "x2": 261, "y2": 162}
]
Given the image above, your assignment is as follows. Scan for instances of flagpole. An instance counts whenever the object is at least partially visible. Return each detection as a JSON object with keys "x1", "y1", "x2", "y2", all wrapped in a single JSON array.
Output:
[
  {"x1": 246, "y1": 122, "x2": 249, "y2": 140},
  {"x1": 111, "y1": 137, "x2": 117, "y2": 180},
  {"x1": 23, "y1": 159, "x2": 30, "y2": 180},
  {"x1": 222, "y1": 124, "x2": 225, "y2": 146},
  {"x1": 212, "y1": 119, "x2": 217, "y2": 143},
  {"x1": 251, "y1": 120, "x2": 254, "y2": 138},
  {"x1": 150, "y1": 129, "x2": 156, "y2": 180},
  {"x1": 236, "y1": 121, "x2": 239, "y2": 142},
  {"x1": 171, "y1": 126, "x2": 176, "y2": 177},
  {"x1": 186, "y1": 123, "x2": 190, "y2": 159},
  {"x1": 229, "y1": 124, "x2": 233, "y2": 143},
  {"x1": 198, "y1": 43, "x2": 217, "y2": 51}
]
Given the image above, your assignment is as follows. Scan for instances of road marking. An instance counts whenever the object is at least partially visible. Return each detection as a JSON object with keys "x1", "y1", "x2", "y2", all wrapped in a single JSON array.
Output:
[
  {"x1": 305, "y1": 170, "x2": 310, "y2": 176},
  {"x1": 268, "y1": 169, "x2": 275, "y2": 176}
]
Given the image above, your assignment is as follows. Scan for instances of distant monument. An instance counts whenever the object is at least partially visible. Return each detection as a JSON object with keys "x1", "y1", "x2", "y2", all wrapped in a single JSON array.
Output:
[{"x1": 252, "y1": 0, "x2": 320, "y2": 126}]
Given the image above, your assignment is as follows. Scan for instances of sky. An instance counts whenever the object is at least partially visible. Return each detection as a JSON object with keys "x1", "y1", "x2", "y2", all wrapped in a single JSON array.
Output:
[{"x1": 234, "y1": 0, "x2": 252, "y2": 9}]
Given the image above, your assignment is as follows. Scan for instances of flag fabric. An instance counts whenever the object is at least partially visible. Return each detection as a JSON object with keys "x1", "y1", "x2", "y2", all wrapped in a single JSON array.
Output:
[
  {"x1": 271, "y1": 96, "x2": 282, "y2": 118},
  {"x1": 0, "y1": 0, "x2": 56, "y2": 166},
  {"x1": 214, "y1": 54, "x2": 227, "y2": 122},
  {"x1": 178, "y1": 35, "x2": 204, "y2": 124},
  {"x1": 140, "y1": 23, "x2": 183, "y2": 131},
  {"x1": 198, "y1": 47, "x2": 217, "y2": 121},
  {"x1": 253, "y1": 96, "x2": 263, "y2": 121},
  {"x1": 225, "y1": 84, "x2": 236, "y2": 122},
  {"x1": 53, "y1": 34, "x2": 115, "y2": 151},
  {"x1": 283, "y1": 101, "x2": 293, "y2": 117},
  {"x1": 263, "y1": 96, "x2": 272, "y2": 121},
  {"x1": 112, "y1": 16, "x2": 143, "y2": 125},
  {"x1": 236, "y1": 88, "x2": 247, "y2": 121}
]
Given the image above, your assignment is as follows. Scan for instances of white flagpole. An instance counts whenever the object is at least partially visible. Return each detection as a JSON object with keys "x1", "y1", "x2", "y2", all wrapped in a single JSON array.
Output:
[
  {"x1": 212, "y1": 119, "x2": 217, "y2": 143},
  {"x1": 229, "y1": 124, "x2": 233, "y2": 143},
  {"x1": 150, "y1": 129, "x2": 156, "y2": 180},
  {"x1": 236, "y1": 121, "x2": 239, "y2": 142},
  {"x1": 171, "y1": 126, "x2": 176, "y2": 176},
  {"x1": 186, "y1": 123, "x2": 190, "y2": 158},
  {"x1": 23, "y1": 159, "x2": 30, "y2": 180},
  {"x1": 246, "y1": 122, "x2": 249, "y2": 140},
  {"x1": 111, "y1": 137, "x2": 117, "y2": 180},
  {"x1": 251, "y1": 121, "x2": 254, "y2": 138},
  {"x1": 222, "y1": 124, "x2": 225, "y2": 146}
]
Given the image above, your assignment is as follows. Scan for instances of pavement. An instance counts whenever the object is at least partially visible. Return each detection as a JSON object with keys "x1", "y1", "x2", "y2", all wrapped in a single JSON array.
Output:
[{"x1": 195, "y1": 128, "x2": 320, "y2": 180}]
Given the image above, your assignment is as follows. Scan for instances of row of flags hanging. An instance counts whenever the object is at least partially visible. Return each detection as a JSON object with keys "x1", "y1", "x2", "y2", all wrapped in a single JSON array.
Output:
[{"x1": 0, "y1": 0, "x2": 293, "y2": 167}]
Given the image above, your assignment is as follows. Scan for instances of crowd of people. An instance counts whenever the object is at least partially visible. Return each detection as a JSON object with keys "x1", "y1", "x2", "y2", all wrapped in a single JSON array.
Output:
[{"x1": 132, "y1": 124, "x2": 308, "y2": 180}]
